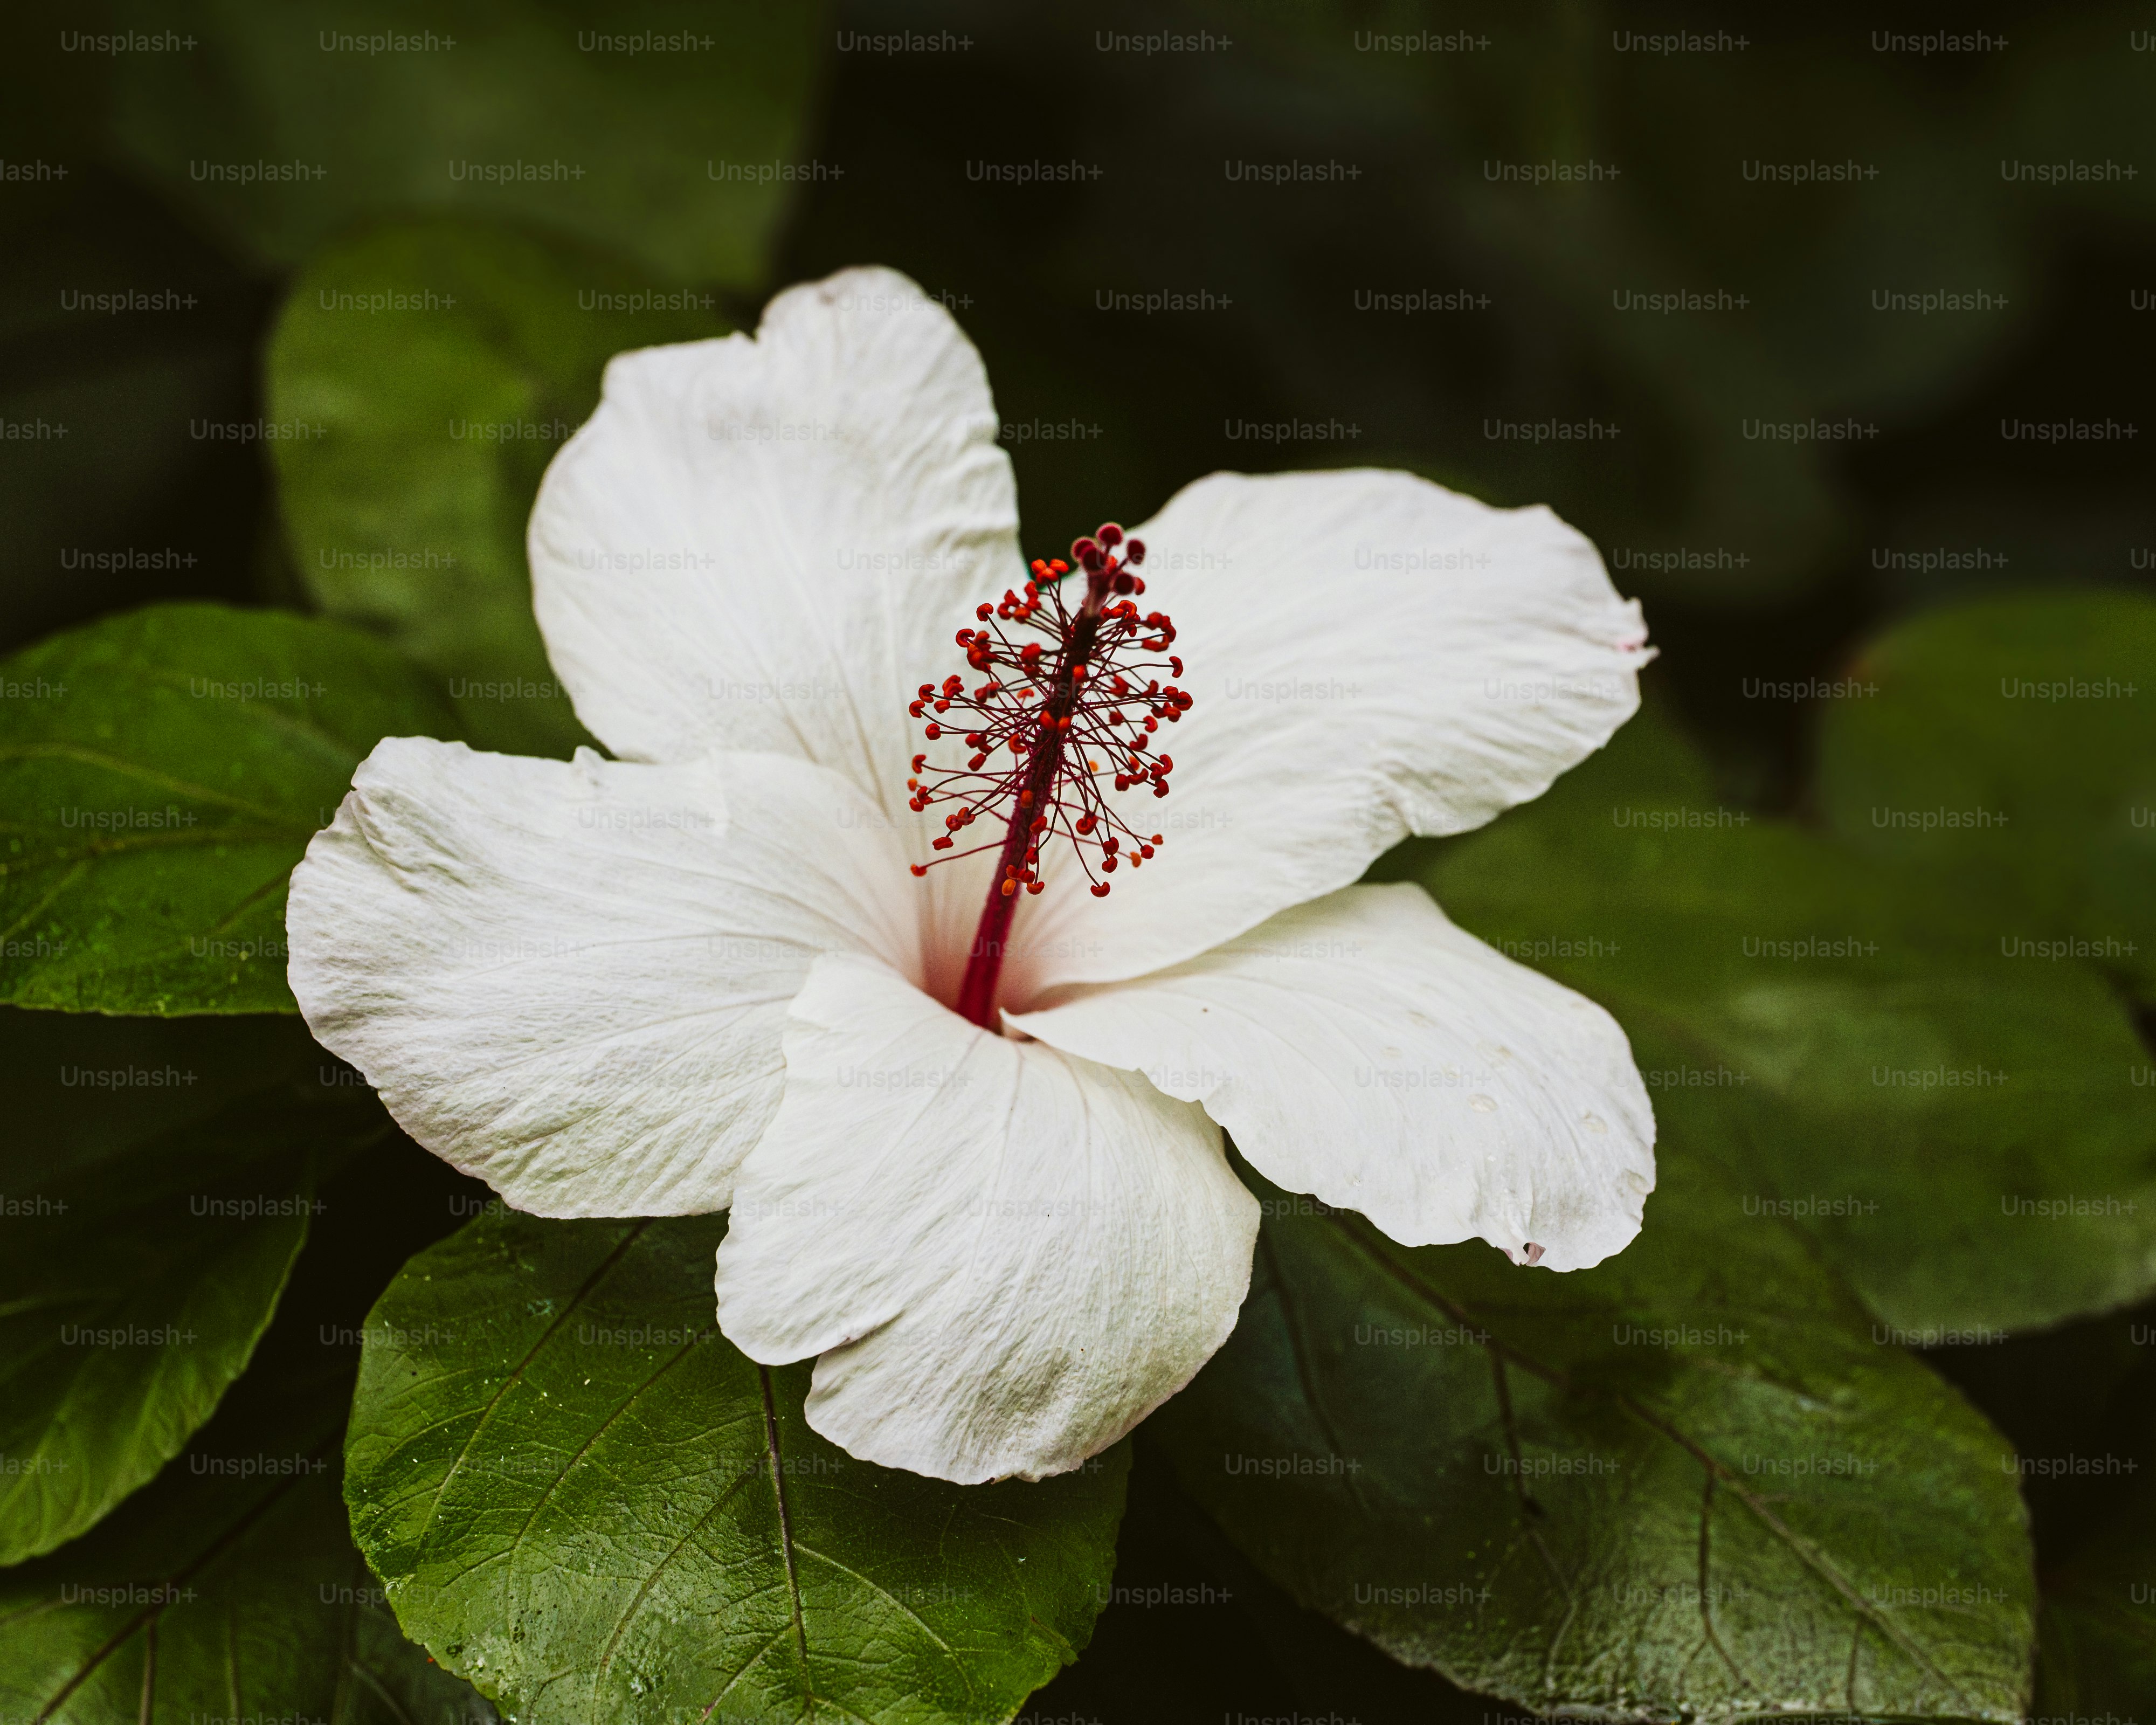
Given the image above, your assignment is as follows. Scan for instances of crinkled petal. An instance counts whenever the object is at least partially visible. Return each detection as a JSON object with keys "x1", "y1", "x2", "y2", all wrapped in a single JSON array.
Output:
[
  {"x1": 1008, "y1": 468, "x2": 1651, "y2": 996},
  {"x1": 713, "y1": 953, "x2": 1259, "y2": 1483},
  {"x1": 1011, "y1": 882, "x2": 1655, "y2": 1271},
  {"x1": 527, "y1": 264, "x2": 1023, "y2": 823},
  {"x1": 286, "y1": 740, "x2": 920, "y2": 1217}
]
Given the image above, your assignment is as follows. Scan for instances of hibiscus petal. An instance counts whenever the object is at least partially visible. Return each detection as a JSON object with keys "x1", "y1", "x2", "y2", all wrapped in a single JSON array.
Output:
[
  {"x1": 287, "y1": 740, "x2": 920, "y2": 1217},
  {"x1": 713, "y1": 952, "x2": 1259, "y2": 1484},
  {"x1": 1011, "y1": 468, "x2": 1651, "y2": 993},
  {"x1": 527, "y1": 265, "x2": 1024, "y2": 822},
  {"x1": 1010, "y1": 882, "x2": 1655, "y2": 1272}
]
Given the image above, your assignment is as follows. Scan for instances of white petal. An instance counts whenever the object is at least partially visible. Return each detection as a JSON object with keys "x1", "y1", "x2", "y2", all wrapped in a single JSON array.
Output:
[
  {"x1": 286, "y1": 740, "x2": 920, "y2": 1217},
  {"x1": 528, "y1": 265, "x2": 1023, "y2": 818},
  {"x1": 714, "y1": 953, "x2": 1259, "y2": 1484},
  {"x1": 1010, "y1": 882, "x2": 1655, "y2": 1272},
  {"x1": 1008, "y1": 468, "x2": 1651, "y2": 994}
]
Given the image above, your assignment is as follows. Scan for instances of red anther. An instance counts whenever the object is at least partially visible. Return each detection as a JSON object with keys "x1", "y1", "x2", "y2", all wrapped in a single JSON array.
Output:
[
  {"x1": 1098, "y1": 523, "x2": 1123, "y2": 547},
  {"x1": 1113, "y1": 774, "x2": 1130, "y2": 791},
  {"x1": 1102, "y1": 835, "x2": 1119, "y2": 853},
  {"x1": 1125, "y1": 539, "x2": 1145, "y2": 564},
  {"x1": 968, "y1": 753, "x2": 987, "y2": 770},
  {"x1": 911, "y1": 754, "x2": 927, "y2": 772},
  {"x1": 1002, "y1": 878, "x2": 1017, "y2": 896},
  {"x1": 1049, "y1": 558, "x2": 1068, "y2": 574},
  {"x1": 1144, "y1": 716, "x2": 1158, "y2": 732},
  {"x1": 934, "y1": 700, "x2": 949, "y2": 713},
  {"x1": 924, "y1": 723, "x2": 942, "y2": 738},
  {"x1": 1075, "y1": 813, "x2": 1096, "y2": 834},
  {"x1": 1113, "y1": 572, "x2": 1135, "y2": 595},
  {"x1": 1169, "y1": 656, "x2": 1183, "y2": 677},
  {"x1": 1091, "y1": 882, "x2": 1111, "y2": 897},
  {"x1": 1139, "y1": 844, "x2": 1155, "y2": 859},
  {"x1": 1153, "y1": 783, "x2": 1169, "y2": 797},
  {"x1": 1156, "y1": 755, "x2": 1173, "y2": 771},
  {"x1": 911, "y1": 864, "x2": 928, "y2": 877},
  {"x1": 1030, "y1": 815, "x2": 1048, "y2": 832},
  {"x1": 933, "y1": 836, "x2": 953, "y2": 850},
  {"x1": 1019, "y1": 789, "x2": 1034, "y2": 806},
  {"x1": 1130, "y1": 577, "x2": 1145, "y2": 595},
  {"x1": 908, "y1": 700, "x2": 925, "y2": 717},
  {"x1": 1151, "y1": 833, "x2": 1164, "y2": 844},
  {"x1": 976, "y1": 604, "x2": 993, "y2": 620},
  {"x1": 1100, "y1": 855, "x2": 1117, "y2": 872},
  {"x1": 1027, "y1": 880, "x2": 1045, "y2": 894}
]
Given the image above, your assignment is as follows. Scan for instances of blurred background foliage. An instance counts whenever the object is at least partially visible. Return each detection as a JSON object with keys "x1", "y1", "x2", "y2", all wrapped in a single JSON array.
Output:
[{"x1": 3, "y1": 0, "x2": 2155, "y2": 1720}]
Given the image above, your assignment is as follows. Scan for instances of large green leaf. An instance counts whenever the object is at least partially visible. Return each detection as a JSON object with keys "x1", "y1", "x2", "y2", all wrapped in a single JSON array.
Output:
[
  {"x1": 1815, "y1": 590, "x2": 2156, "y2": 1002},
  {"x1": 0, "y1": 1090, "x2": 393, "y2": 1566},
  {"x1": 1150, "y1": 1150, "x2": 2035, "y2": 1723},
  {"x1": 0, "y1": 1354, "x2": 493, "y2": 1725},
  {"x1": 107, "y1": 0, "x2": 824, "y2": 286},
  {"x1": 1384, "y1": 700, "x2": 2156, "y2": 1333},
  {"x1": 0, "y1": 602, "x2": 460, "y2": 1013},
  {"x1": 266, "y1": 221, "x2": 727, "y2": 754},
  {"x1": 345, "y1": 1212, "x2": 1129, "y2": 1725}
]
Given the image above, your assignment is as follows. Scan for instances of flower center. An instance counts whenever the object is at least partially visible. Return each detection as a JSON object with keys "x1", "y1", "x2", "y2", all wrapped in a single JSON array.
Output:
[{"x1": 906, "y1": 522, "x2": 1193, "y2": 1029}]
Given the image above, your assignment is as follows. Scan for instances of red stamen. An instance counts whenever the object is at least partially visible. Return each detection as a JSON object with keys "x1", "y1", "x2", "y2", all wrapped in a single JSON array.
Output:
[{"x1": 905, "y1": 521, "x2": 1184, "y2": 1028}]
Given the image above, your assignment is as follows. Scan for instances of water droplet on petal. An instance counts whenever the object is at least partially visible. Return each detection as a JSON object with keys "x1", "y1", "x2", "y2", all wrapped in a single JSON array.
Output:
[{"x1": 1581, "y1": 1111, "x2": 1607, "y2": 1134}]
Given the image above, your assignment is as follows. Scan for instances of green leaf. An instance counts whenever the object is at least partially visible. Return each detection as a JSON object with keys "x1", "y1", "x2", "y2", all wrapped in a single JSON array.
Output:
[
  {"x1": 2036, "y1": 1472, "x2": 2156, "y2": 1715},
  {"x1": 0, "y1": 1091, "x2": 392, "y2": 1566},
  {"x1": 1391, "y1": 701, "x2": 2156, "y2": 1334},
  {"x1": 0, "y1": 601, "x2": 461, "y2": 1013},
  {"x1": 1815, "y1": 590, "x2": 2156, "y2": 1002},
  {"x1": 0, "y1": 1353, "x2": 495, "y2": 1725},
  {"x1": 1150, "y1": 1150, "x2": 2035, "y2": 1724},
  {"x1": 266, "y1": 220, "x2": 728, "y2": 755},
  {"x1": 345, "y1": 1212, "x2": 1129, "y2": 1725},
  {"x1": 106, "y1": 0, "x2": 825, "y2": 286}
]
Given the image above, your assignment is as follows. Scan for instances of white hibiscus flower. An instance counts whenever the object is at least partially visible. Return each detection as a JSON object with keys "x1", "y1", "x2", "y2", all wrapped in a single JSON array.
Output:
[{"x1": 287, "y1": 265, "x2": 1656, "y2": 1486}]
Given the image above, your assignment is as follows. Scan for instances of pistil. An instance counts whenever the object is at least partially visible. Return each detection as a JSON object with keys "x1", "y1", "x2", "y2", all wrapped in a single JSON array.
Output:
[{"x1": 905, "y1": 523, "x2": 1192, "y2": 1029}]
